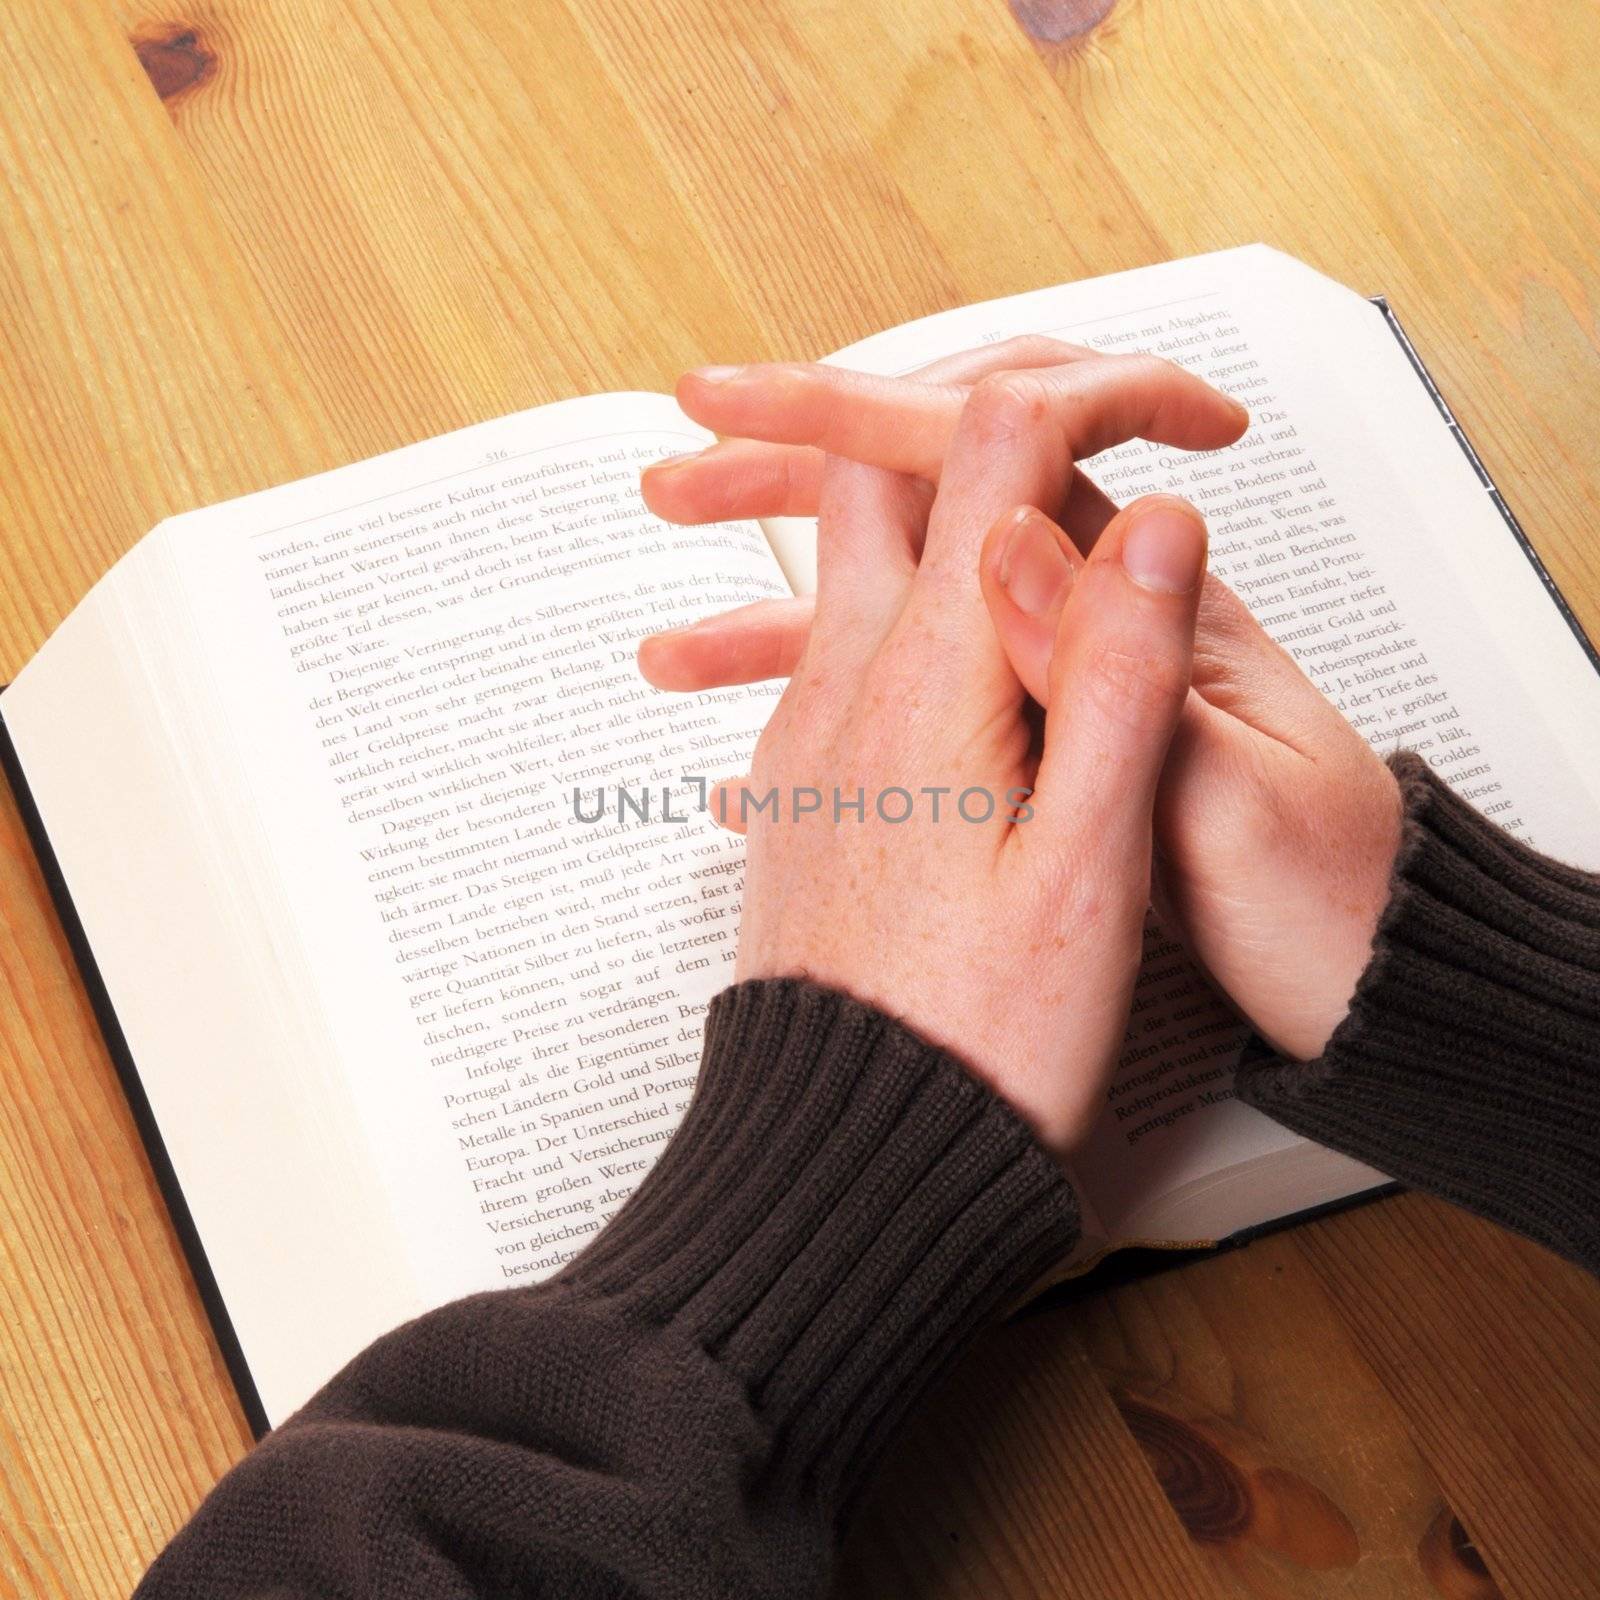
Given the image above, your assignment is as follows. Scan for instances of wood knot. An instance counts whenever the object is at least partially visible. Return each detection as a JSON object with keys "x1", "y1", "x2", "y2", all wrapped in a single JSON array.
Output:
[
  {"x1": 132, "y1": 24, "x2": 215, "y2": 103},
  {"x1": 1117, "y1": 1395, "x2": 1252, "y2": 1543},
  {"x1": 1007, "y1": 0, "x2": 1116, "y2": 47},
  {"x1": 1114, "y1": 1391, "x2": 1359, "y2": 1569}
]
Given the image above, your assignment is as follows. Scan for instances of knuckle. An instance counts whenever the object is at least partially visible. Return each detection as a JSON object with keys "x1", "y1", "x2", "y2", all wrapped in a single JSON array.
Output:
[
  {"x1": 1077, "y1": 641, "x2": 1189, "y2": 731},
  {"x1": 1128, "y1": 350, "x2": 1180, "y2": 383},
  {"x1": 859, "y1": 645, "x2": 936, "y2": 737},
  {"x1": 1018, "y1": 837, "x2": 1142, "y2": 938},
  {"x1": 992, "y1": 333, "x2": 1076, "y2": 369},
  {"x1": 772, "y1": 363, "x2": 832, "y2": 425},
  {"x1": 1196, "y1": 572, "x2": 1245, "y2": 626},
  {"x1": 1023, "y1": 843, "x2": 1092, "y2": 920},
  {"x1": 778, "y1": 446, "x2": 816, "y2": 504},
  {"x1": 967, "y1": 370, "x2": 1053, "y2": 439},
  {"x1": 816, "y1": 450, "x2": 858, "y2": 501},
  {"x1": 765, "y1": 360, "x2": 816, "y2": 390},
  {"x1": 1193, "y1": 576, "x2": 1255, "y2": 653}
]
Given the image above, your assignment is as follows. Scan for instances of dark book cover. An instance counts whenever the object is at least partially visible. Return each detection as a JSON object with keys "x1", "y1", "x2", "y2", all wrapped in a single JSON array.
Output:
[{"x1": 0, "y1": 710, "x2": 271, "y2": 1437}]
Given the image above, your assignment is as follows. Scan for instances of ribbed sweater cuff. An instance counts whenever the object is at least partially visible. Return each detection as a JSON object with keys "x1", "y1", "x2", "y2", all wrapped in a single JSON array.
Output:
[
  {"x1": 1238, "y1": 750, "x2": 1600, "y2": 1270},
  {"x1": 560, "y1": 977, "x2": 1080, "y2": 1502}
]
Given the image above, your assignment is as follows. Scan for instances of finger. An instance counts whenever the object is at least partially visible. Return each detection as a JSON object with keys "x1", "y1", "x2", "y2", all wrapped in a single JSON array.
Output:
[
  {"x1": 976, "y1": 506, "x2": 1319, "y2": 887},
  {"x1": 1025, "y1": 495, "x2": 1207, "y2": 859},
  {"x1": 893, "y1": 372, "x2": 1092, "y2": 705},
  {"x1": 1190, "y1": 575, "x2": 1354, "y2": 754},
  {"x1": 679, "y1": 351, "x2": 1246, "y2": 492},
  {"x1": 914, "y1": 333, "x2": 1100, "y2": 384},
  {"x1": 978, "y1": 502, "x2": 1341, "y2": 751},
  {"x1": 672, "y1": 363, "x2": 993, "y2": 485},
  {"x1": 644, "y1": 432, "x2": 1121, "y2": 552},
  {"x1": 644, "y1": 340, "x2": 1095, "y2": 523},
  {"x1": 637, "y1": 595, "x2": 814, "y2": 691},
  {"x1": 978, "y1": 505, "x2": 1081, "y2": 706},
  {"x1": 643, "y1": 338, "x2": 1115, "y2": 526},
  {"x1": 669, "y1": 339, "x2": 1110, "y2": 490},
  {"x1": 642, "y1": 438, "x2": 825, "y2": 523},
  {"x1": 920, "y1": 356, "x2": 1249, "y2": 589},
  {"x1": 809, "y1": 455, "x2": 927, "y2": 664},
  {"x1": 705, "y1": 776, "x2": 754, "y2": 835}
]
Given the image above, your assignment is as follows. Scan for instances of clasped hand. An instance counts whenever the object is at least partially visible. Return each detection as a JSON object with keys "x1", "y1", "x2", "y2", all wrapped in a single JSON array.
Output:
[{"x1": 637, "y1": 342, "x2": 1402, "y2": 1155}]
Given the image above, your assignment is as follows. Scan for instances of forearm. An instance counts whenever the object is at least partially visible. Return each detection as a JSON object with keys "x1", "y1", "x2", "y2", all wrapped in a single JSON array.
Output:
[
  {"x1": 1238, "y1": 751, "x2": 1600, "y2": 1272},
  {"x1": 136, "y1": 979, "x2": 1078, "y2": 1600}
]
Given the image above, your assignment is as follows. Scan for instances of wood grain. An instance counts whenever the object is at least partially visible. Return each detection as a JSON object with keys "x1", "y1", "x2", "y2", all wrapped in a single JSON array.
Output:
[{"x1": 1, "y1": 0, "x2": 1597, "y2": 1594}]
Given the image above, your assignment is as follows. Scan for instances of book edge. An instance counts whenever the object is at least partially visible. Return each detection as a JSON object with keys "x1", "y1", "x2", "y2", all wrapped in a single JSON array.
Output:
[
  {"x1": 1022, "y1": 291, "x2": 1595, "y2": 1302},
  {"x1": 8, "y1": 290, "x2": 1594, "y2": 1426},
  {"x1": 1371, "y1": 296, "x2": 1600, "y2": 673},
  {"x1": 1018, "y1": 1179, "x2": 1403, "y2": 1315},
  {"x1": 0, "y1": 698, "x2": 272, "y2": 1441}
]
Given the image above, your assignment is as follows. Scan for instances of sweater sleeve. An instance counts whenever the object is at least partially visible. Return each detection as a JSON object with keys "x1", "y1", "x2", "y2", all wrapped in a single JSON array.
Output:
[
  {"x1": 134, "y1": 977, "x2": 1079, "y2": 1600},
  {"x1": 1237, "y1": 750, "x2": 1600, "y2": 1272}
]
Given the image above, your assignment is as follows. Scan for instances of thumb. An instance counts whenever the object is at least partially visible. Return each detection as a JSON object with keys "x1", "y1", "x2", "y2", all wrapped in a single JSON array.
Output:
[
  {"x1": 1027, "y1": 495, "x2": 1207, "y2": 851},
  {"x1": 978, "y1": 505, "x2": 1082, "y2": 705}
]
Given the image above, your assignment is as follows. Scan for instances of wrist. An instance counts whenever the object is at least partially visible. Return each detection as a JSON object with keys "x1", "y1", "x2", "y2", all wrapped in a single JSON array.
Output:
[
  {"x1": 1263, "y1": 760, "x2": 1405, "y2": 1062},
  {"x1": 561, "y1": 977, "x2": 1081, "y2": 1501},
  {"x1": 1236, "y1": 750, "x2": 1600, "y2": 1269}
]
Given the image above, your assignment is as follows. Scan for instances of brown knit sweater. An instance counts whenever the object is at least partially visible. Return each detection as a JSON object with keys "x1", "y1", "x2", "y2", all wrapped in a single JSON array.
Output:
[{"x1": 134, "y1": 756, "x2": 1600, "y2": 1599}]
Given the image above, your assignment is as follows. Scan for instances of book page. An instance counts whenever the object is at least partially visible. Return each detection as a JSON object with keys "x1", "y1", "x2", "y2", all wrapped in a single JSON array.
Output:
[
  {"x1": 2, "y1": 540, "x2": 412, "y2": 1428},
  {"x1": 815, "y1": 246, "x2": 1600, "y2": 1242},
  {"x1": 6, "y1": 391, "x2": 788, "y2": 1423}
]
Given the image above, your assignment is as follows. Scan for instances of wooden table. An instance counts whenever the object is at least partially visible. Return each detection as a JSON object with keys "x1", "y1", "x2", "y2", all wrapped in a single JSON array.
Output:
[{"x1": 2, "y1": 1, "x2": 1597, "y2": 1594}]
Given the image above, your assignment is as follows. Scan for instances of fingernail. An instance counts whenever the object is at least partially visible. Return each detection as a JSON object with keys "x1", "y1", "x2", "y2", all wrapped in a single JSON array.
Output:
[
  {"x1": 1120, "y1": 502, "x2": 1207, "y2": 593},
  {"x1": 689, "y1": 365, "x2": 744, "y2": 384},
  {"x1": 644, "y1": 450, "x2": 704, "y2": 472},
  {"x1": 998, "y1": 507, "x2": 1075, "y2": 616},
  {"x1": 1226, "y1": 394, "x2": 1250, "y2": 424}
]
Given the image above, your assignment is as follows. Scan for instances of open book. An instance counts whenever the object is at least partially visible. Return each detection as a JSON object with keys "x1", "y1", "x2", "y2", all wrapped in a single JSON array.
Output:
[{"x1": 7, "y1": 245, "x2": 1600, "y2": 1433}]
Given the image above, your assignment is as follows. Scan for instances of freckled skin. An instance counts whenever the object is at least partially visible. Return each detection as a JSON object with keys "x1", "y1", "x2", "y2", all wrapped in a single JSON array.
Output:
[
  {"x1": 643, "y1": 350, "x2": 1408, "y2": 1075},
  {"x1": 733, "y1": 469, "x2": 1205, "y2": 1159}
]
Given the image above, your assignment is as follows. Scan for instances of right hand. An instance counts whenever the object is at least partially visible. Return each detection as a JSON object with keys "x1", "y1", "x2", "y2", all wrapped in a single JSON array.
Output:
[{"x1": 638, "y1": 349, "x2": 1403, "y2": 1060}]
